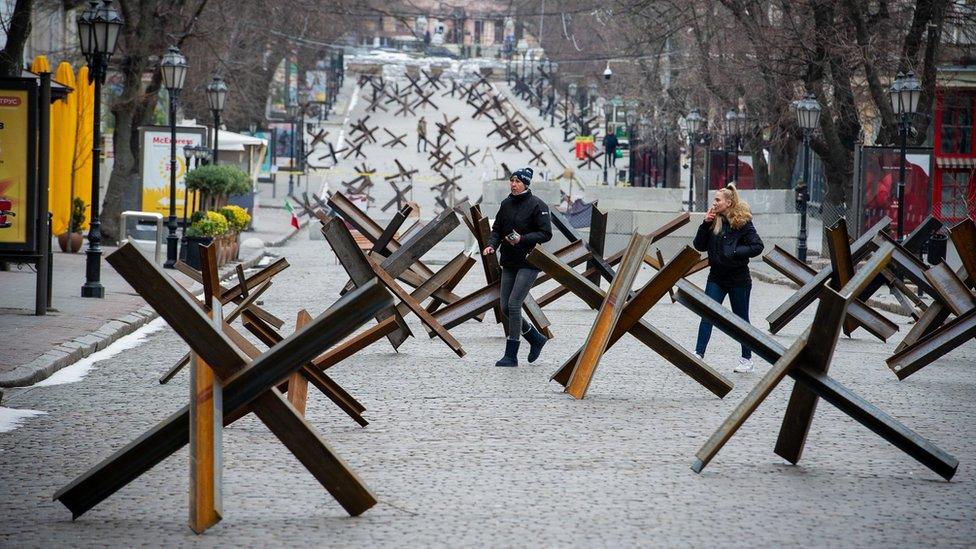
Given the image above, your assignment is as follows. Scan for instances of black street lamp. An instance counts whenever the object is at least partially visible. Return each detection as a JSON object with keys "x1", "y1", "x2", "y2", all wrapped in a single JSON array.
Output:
[
  {"x1": 723, "y1": 109, "x2": 739, "y2": 184},
  {"x1": 734, "y1": 110, "x2": 746, "y2": 182},
  {"x1": 77, "y1": 0, "x2": 123, "y2": 298},
  {"x1": 889, "y1": 71, "x2": 922, "y2": 242},
  {"x1": 286, "y1": 101, "x2": 299, "y2": 197},
  {"x1": 206, "y1": 74, "x2": 228, "y2": 166},
  {"x1": 160, "y1": 45, "x2": 188, "y2": 269},
  {"x1": 685, "y1": 108, "x2": 703, "y2": 211},
  {"x1": 626, "y1": 108, "x2": 637, "y2": 186},
  {"x1": 795, "y1": 93, "x2": 822, "y2": 263}
]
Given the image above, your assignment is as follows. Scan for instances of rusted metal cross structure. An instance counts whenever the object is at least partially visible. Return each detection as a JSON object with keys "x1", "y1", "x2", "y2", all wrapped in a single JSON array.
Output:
[
  {"x1": 157, "y1": 255, "x2": 290, "y2": 384},
  {"x1": 887, "y1": 218, "x2": 976, "y2": 380},
  {"x1": 53, "y1": 243, "x2": 393, "y2": 533},
  {"x1": 381, "y1": 128, "x2": 408, "y2": 148},
  {"x1": 323, "y1": 216, "x2": 466, "y2": 358},
  {"x1": 328, "y1": 192, "x2": 473, "y2": 334},
  {"x1": 763, "y1": 217, "x2": 943, "y2": 339},
  {"x1": 677, "y1": 240, "x2": 958, "y2": 481}
]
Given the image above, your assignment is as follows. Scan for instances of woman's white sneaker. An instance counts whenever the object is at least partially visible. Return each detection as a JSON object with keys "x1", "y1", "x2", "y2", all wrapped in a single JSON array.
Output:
[{"x1": 734, "y1": 357, "x2": 755, "y2": 373}]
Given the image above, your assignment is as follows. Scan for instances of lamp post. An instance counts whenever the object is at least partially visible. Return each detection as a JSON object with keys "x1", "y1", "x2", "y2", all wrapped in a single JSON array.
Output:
[
  {"x1": 734, "y1": 110, "x2": 746, "y2": 183},
  {"x1": 626, "y1": 109, "x2": 637, "y2": 186},
  {"x1": 795, "y1": 93, "x2": 822, "y2": 263},
  {"x1": 160, "y1": 45, "x2": 188, "y2": 269},
  {"x1": 549, "y1": 62, "x2": 557, "y2": 127},
  {"x1": 723, "y1": 109, "x2": 738, "y2": 184},
  {"x1": 206, "y1": 75, "x2": 227, "y2": 166},
  {"x1": 889, "y1": 71, "x2": 922, "y2": 242},
  {"x1": 685, "y1": 108, "x2": 703, "y2": 212},
  {"x1": 537, "y1": 56, "x2": 546, "y2": 112},
  {"x1": 286, "y1": 101, "x2": 298, "y2": 197},
  {"x1": 77, "y1": 0, "x2": 123, "y2": 297}
]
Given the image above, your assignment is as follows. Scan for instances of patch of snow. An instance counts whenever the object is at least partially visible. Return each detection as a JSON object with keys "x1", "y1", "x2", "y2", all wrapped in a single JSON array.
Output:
[
  {"x1": 0, "y1": 407, "x2": 47, "y2": 433},
  {"x1": 32, "y1": 318, "x2": 167, "y2": 387}
]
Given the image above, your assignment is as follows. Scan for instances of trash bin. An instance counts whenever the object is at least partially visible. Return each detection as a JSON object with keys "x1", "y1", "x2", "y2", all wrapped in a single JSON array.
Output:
[{"x1": 927, "y1": 232, "x2": 948, "y2": 265}]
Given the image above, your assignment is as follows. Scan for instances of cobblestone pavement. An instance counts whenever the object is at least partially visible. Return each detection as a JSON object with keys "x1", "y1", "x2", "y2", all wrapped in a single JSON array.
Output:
[{"x1": 1, "y1": 229, "x2": 974, "y2": 547}]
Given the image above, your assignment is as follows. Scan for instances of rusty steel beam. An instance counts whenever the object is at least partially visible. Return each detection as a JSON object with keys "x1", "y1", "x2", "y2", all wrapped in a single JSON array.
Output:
[
  {"x1": 56, "y1": 244, "x2": 392, "y2": 519},
  {"x1": 765, "y1": 218, "x2": 890, "y2": 333},
  {"x1": 565, "y1": 233, "x2": 652, "y2": 399},
  {"x1": 365, "y1": 254, "x2": 466, "y2": 357},
  {"x1": 587, "y1": 206, "x2": 608, "y2": 286},
  {"x1": 887, "y1": 306, "x2": 976, "y2": 380},
  {"x1": 924, "y1": 262, "x2": 976, "y2": 316},
  {"x1": 322, "y1": 219, "x2": 412, "y2": 349},
  {"x1": 310, "y1": 253, "x2": 472, "y2": 373},
  {"x1": 678, "y1": 250, "x2": 957, "y2": 481},
  {"x1": 530, "y1": 245, "x2": 732, "y2": 398}
]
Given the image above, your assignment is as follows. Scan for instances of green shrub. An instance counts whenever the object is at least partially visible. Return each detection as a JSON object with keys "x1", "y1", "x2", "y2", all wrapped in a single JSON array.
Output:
[
  {"x1": 186, "y1": 210, "x2": 229, "y2": 237},
  {"x1": 184, "y1": 165, "x2": 252, "y2": 202},
  {"x1": 69, "y1": 197, "x2": 88, "y2": 233}
]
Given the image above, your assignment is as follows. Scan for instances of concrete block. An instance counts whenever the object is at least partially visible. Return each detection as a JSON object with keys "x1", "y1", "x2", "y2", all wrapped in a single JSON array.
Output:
[
  {"x1": 737, "y1": 189, "x2": 796, "y2": 214},
  {"x1": 606, "y1": 210, "x2": 634, "y2": 234}
]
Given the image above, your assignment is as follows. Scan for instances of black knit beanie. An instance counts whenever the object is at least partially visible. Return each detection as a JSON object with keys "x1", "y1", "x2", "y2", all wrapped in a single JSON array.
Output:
[{"x1": 513, "y1": 167, "x2": 534, "y2": 187}]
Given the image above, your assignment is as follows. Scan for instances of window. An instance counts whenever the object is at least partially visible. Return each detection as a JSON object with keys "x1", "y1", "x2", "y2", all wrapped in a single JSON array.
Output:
[
  {"x1": 939, "y1": 170, "x2": 975, "y2": 222},
  {"x1": 940, "y1": 92, "x2": 974, "y2": 155}
]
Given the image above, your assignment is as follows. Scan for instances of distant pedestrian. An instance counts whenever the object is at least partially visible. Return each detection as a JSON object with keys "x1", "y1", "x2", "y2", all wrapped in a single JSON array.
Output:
[
  {"x1": 482, "y1": 167, "x2": 552, "y2": 367},
  {"x1": 603, "y1": 131, "x2": 618, "y2": 167},
  {"x1": 417, "y1": 116, "x2": 428, "y2": 152},
  {"x1": 692, "y1": 183, "x2": 764, "y2": 373}
]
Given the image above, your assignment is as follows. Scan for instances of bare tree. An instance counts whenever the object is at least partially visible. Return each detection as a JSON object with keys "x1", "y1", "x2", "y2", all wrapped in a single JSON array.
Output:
[{"x1": 0, "y1": 0, "x2": 33, "y2": 76}]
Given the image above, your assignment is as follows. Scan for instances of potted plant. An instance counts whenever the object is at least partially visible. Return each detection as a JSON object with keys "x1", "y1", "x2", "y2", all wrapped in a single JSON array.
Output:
[
  {"x1": 185, "y1": 165, "x2": 252, "y2": 210},
  {"x1": 57, "y1": 197, "x2": 87, "y2": 253},
  {"x1": 217, "y1": 204, "x2": 251, "y2": 261},
  {"x1": 179, "y1": 210, "x2": 229, "y2": 269}
]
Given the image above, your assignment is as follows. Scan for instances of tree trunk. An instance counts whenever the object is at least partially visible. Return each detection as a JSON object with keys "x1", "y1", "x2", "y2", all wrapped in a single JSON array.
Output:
[
  {"x1": 100, "y1": 53, "x2": 163, "y2": 242},
  {"x1": 767, "y1": 136, "x2": 797, "y2": 190},
  {"x1": 0, "y1": 0, "x2": 33, "y2": 77}
]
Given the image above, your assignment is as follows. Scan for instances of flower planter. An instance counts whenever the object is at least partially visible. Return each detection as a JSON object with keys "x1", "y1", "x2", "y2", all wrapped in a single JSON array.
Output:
[
  {"x1": 179, "y1": 235, "x2": 214, "y2": 270},
  {"x1": 57, "y1": 232, "x2": 84, "y2": 253}
]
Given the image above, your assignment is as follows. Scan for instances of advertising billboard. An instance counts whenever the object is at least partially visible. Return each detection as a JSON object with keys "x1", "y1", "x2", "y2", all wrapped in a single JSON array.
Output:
[
  {"x1": 0, "y1": 81, "x2": 37, "y2": 253},
  {"x1": 857, "y1": 146, "x2": 933, "y2": 237},
  {"x1": 139, "y1": 125, "x2": 207, "y2": 217}
]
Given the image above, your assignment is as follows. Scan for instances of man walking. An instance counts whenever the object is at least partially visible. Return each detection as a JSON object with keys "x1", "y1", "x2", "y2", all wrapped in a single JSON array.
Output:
[
  {"x1": 418, "y1": 116, "x2": 428, "y2": 152},
  {"x1": 603, "y1": 131, "x2": 619, "y2": 168}
]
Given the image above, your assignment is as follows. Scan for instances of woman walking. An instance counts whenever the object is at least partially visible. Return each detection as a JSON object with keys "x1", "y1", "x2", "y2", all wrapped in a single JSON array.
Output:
[
  {"x1": 693, "y1": 184, "x2": 764, "y2": 372},
  {"x1": 482, "y1": 167, "x2": 552, "y2": 367}
]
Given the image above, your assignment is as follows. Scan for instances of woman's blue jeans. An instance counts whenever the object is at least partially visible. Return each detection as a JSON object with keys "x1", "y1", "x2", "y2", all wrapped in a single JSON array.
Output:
[{"x1": 695, "y1": 280, "x2": 752, "y2": 359}]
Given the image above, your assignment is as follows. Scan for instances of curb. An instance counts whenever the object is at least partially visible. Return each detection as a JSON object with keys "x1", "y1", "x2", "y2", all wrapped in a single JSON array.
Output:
[
  {"x1": 0, "y1": 305, "x2": 160, "y2": 388},
  {"x1": 0, "y1": 229, "x2": 299, "y2": 389}
]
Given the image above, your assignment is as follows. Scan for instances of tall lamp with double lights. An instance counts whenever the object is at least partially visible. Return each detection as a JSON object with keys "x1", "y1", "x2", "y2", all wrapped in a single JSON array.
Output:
[
  {"x1": 795, "y1": 93, "x2": 822, "y2": 263},
  {"x1": 77, "y1": 0, "x2": 123, "y2": 298},
  {"x1": 206, "y1": 75, "x2": 228, "y2": 166},
  {"x1": 685, "y1": 108, "x2": 703, "y2": 212},
  {"x1": 889, "y1": 71, "x2": 922, "y2": 242},
  {"x1": 160, "y1": 45, "x2": 188, "y2": 269}
]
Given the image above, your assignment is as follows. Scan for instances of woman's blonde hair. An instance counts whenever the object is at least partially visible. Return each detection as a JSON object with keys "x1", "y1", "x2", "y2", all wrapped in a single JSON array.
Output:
[{"x1": 712, "y1": 183, "x2": 753, "y2": 234}]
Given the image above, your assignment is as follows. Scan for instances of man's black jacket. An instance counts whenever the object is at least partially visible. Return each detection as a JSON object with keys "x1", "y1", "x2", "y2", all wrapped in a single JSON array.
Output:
[{"x1": 488, "y1": 190, "x2": 553, "y2": 269}]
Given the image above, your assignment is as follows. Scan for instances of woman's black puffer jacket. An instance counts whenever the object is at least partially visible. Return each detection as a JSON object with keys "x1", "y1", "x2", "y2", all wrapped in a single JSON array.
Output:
[
  {"x1": 488, "y1": 190, "x2": 553, "y2": 269},
  {"x1": 693, "y1": 217, "x2": 764, "y2": 285}
]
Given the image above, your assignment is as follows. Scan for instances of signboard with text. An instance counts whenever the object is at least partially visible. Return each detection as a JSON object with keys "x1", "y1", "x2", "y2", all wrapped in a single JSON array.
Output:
[
  {"x1": 0, "y1": 80, "x2": 38, "y2": 254},
  {"x1": 139, "y1": 125, "x2": 207, "y2": 218}
]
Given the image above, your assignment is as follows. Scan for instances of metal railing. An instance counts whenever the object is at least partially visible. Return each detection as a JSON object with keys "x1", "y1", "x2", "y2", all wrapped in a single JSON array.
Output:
[{"x1": 119, "y1": 211, "x2": 164, "y2": 264}]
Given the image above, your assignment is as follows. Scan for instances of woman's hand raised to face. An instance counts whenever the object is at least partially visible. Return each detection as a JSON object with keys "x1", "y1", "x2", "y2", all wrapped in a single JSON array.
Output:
[
  {"x1": 482, "y1": 246, "x2": 495, "y2": 256},
  {"x1": 704, "y1": 207, "x2": 716, "y2": 223}
]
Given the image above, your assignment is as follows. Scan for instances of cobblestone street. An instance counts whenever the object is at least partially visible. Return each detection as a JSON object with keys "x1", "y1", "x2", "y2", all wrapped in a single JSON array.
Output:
[{"x1": 1, "y1": 230, "x2": 974, "y2": 547}]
